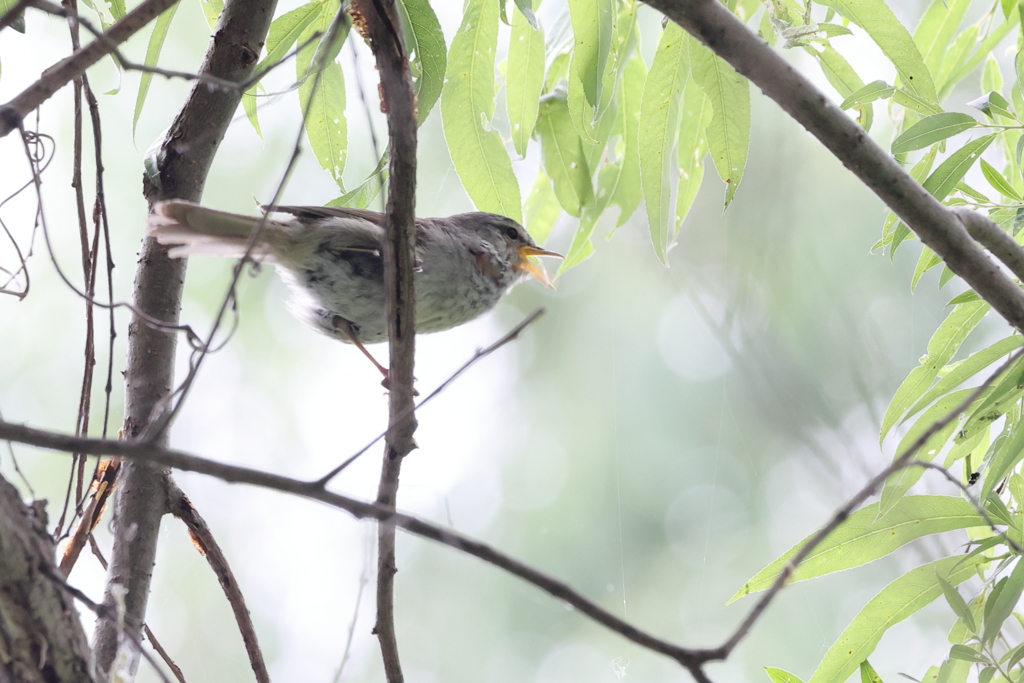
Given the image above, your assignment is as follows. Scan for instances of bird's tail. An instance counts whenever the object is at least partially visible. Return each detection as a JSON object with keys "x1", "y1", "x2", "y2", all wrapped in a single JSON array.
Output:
[{"x1": 147, "y1": 200, "x2": 277, "y2": 260}]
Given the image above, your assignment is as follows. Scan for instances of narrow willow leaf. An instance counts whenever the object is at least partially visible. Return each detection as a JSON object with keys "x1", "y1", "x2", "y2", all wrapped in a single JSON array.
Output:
[
  {"x1": 638, "y1": 22, "x2": 688, "y2": 264},
  {"x1": 607, "y1": 55, "x2": 645, "y2": 229},
  {"x1": 936, "y1": 26, "x2": 980, "y2": 100},
  {"x1": 560, "y1": 212, "x2": 597, "y2": 272},
  {"x1": 243, "y1": 88, "x2": 261, "y2": 139},
  {"x1": 767, "y1": 668, "x2": 807, "y2": 683},
  {"x1": 938, "y1": 575, "x2": 976, "y2": 633},
  {"x1": 949, "y1": 645, "x2": 988, "y2": 663},
  {"x1": 132, "y1": 1, "x2": 180, "y2": 137},
  {"x1": 808, "y1": 555, "x2": 987, "y2": 683},
  {"x1": 506, "y1": 1, "x2": 545, "y2": 157},
  {"x1": 907, "y1": 335, "x2": 1022, "y2": 420},
  {"x1": 839, "y1": 80, "x2": 894, "y2": 110},
  {"x1": 327, "y1": 152, "x2": 389, "y2": 210},
  {"x1": 980, "y1": 159, "x2": 1021, "y2": 200},
  {"x1": 922, "y1": 134, "x2": 996, "y2": 200},
  {"x1": 260, "y1": 3, "x2": 321, "y2": 75},
  {"x1": 981, "y1": 417, "x2": 1024, "y2": 503},
  {"x1": 512, "y1": 0, "x2": 538, "y2": 29},
  {"x1": 982, "y1": 559, "x2": 1024, "y2": 645},
  {"x1": 859, "y1": 661, "x2": 882, "y2": 683},
  {"x1": 729, "y1": 496, "x2": 985, "y2": 603},
  {"x1": 441, "y1": 0, "x2": 522, "y2": 221},
  {"x1": 945, "y1": 12, "x2": 1019, "y2": 90},
  {"x1": 880, "y1": 302, "x2": 990, "y2": 441},
  {"x1": 809, "y1": 44, "x2": 873, "y2": 130},
  {"x1": 691, "y1": 39, "x2": 750, "y2": 209},
  {"x1": 396, "y1": 0, "x2": 446, "y2": 124},
  {"x1": 961, "y1": 356, "x2": 1024, "y2": 435},
  {"x1": 893, "y1": 87, "x2": 943, "y2": 115},
  {"x1": 677, "y1": 77, "x2": 711, "y2": 228},
  {"x1": 879, "y1": 388, "x2": 973, "y2": 514},
  {"x1": 536, "y1": 95, "x2": 593, "y2": 217},
  {"x1": 891, "y1": 113, "x2": 978, "y2": 154},
  {"x1": 822, "y1": 0, "x2": 937, "y2": 104},
  {"x1": 913, "y1": 0, "x2": 971, "y2": 79},
  {"x1": 568, "y1": 0, "x2": 614, "y2": 107},
  {"x1": 297, "y1": 6, "x2": 349, "y2": 189},
  {"x1": 889, "y1": 146, "x2": 938, "y2": 256},
  {"x1": 911, "y1": 245, "x2": 942, "y2": 290},
  {"x1": 523, "y1": 172, "x2": 561, "y2": 245},
  {"x1": 199, "y1": 0, "x2": 223, "y2": 30}
]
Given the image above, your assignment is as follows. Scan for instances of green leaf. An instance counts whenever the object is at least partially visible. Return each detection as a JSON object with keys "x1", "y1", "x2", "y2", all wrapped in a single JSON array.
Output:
[
  {"x1": 922, "y1": 134, "x2": 996, "y2": 200},
  {"x1": 568, "y1": 0, "x2": 615, "y2": 107},
  {"x1": 969, "y1": 91, "x2": 1016, "y2": 122},
  {"x1": 766, "y1": 668, "x2": 806, "y2": 683},
  {"x1": 892, "y1": 87, "x2": 943, "y2": 115},
  {"x1": 132, "y1": 1, "x2": 180, "y2": 137},
  {"x1": 906, "y1": 335, "x2": 1023, "y2": 420},
  {"x1": 606, "y1": 55, "x2": 645, "y2": 229},
  {"x1": 512, "y1": 0, "x2": 538, "y2": 29},
  {"x1": 441, "y1": 0, "x2": 522, "y2": 221},
  {"x1": 691, "y1": 37, "x2": 750, "y2": 210},
  {"x1": 911, "y1": 245, "x2": 942, "y2": 290},
  {"x1": 948, "y1": 645, "x2": 988, "y2": 663},
  {"x1": 981, "y1": 417, "x2": 1024, "y2": 504},
  {"x1": 890, "y1": 112, "x2": 978, "y2": 154},
  {"x1": 297, "y1": 5, "x2": 349, "y2": 189},
  {"x1": 677, "y1": 77, "x2": 711, "y2": 229},
  {"x1": 506, "y1": 1, "x2": 545, "y2": 157},
  {"x1": 199, "y1": 0, "x2": 223, "y2": 30},
  {"x1": 935, "y1": 26, "x2": 979, "y2": 100},
  {"x1": 638, "y1": 23, "x2": 688, "y2": 264},
  {"x1": 983, "y1": 559, "x2": 1024, "y2": 645},
  {"x1": 980, "y1": 159, "x2": 1021, "y2": 201},
  {"x1": 822, "y1": 0, "x2": 937, "y2": 104},
  {"x1": 880, "y1": 302, "x2": 990, "y2": 441},
  {"x1": 859, "y1": 661, "x2": 883, "y2": 683},
  {"x1": 396, "y1": 0, "x2": 446, "y2": 124},
  {"x1": 328, "y1": 153, "x2": 389, "y2": 210},
  {"x1": 729, "y1": 496, "x2": 986, "y2": 603},
  {"x1": 913, "y1": 0, "x2": 971, "y2": 80},
  {"x1": 879, "y1": 388, "x2": 973, "y2": 513},
  {"x1": 808, "y1": 554, "x2": 988, "y2": 683},
  {"x1": 808, "y1": 44, "x2": 873, "y2": 129},
  {"x1": 839, "y1": 80, "x2": 894, "y2": 110},
  {"x1": 938, "y1": 574, "x2": 977, "y2": 634},
  {"x1": 523, "y1": 172, "x2": 561, "y2": 245},
  {"x1": 536, "y1": 94, "x2": 593, "y2": 217},
  {"x1": 242, "y1": 88, "x2": 261, "y2": 139},
  {"x1": 560, "y1": 212, "x2": 597, "y2": 273}
]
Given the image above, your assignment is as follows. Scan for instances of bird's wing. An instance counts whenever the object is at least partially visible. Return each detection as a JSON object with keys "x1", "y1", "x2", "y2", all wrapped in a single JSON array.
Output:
[{"x1": 265, "y1": 204, "x2": 387, "y2": 226}]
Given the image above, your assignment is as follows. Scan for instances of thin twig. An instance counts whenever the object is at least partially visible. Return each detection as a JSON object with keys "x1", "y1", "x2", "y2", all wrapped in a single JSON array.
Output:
[
  {"x1": 166, "y1": 482, "x2": 270, "y2": 683},
  {"x1": 0, "y1": 0, "x2": 180, "y2": 137},
  {"x1": 0, "y1": 419, "x2": 710, "y2": 674},
  {"x1": 315, "y1": 307, "x2": 546, "y2": 485},
  {"x1": 701, "y1": 347, "x2": 1024, "y2": 663}
]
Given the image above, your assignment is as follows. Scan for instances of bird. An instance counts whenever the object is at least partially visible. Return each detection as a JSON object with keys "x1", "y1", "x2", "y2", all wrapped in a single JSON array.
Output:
[{"x1": 147, "y1": 200, "x2": 562, "y2": 377}]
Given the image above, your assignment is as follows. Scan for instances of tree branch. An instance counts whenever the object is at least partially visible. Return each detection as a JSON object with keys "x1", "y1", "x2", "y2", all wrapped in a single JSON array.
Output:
[
  {"x1": 0, "y1": 0, "x2": 180, "y2": 137},
  {"x1": 0, "y1": 419, "x2": 711, "y2": 677},
  {"x1": 91, "y1": 0, "x2": 278, "y2": 673},
  {"x1": 353, "y1": 1, "x2": 418, "y2": 680},
  {"x1": 648, "y1": 0, "x2": 1024, "y2": 330}
]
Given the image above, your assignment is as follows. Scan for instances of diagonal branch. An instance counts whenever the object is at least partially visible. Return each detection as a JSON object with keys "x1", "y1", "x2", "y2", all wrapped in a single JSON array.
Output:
[
  {"x1": 0, "y1": 0, "x2": 180, "y2": 137},
  {"x1": 648, "y1": 0, "x2": 1024, "y2": 331},
  {"x1": 0, "y1": 419, "x2": 711, "y2": 678}
]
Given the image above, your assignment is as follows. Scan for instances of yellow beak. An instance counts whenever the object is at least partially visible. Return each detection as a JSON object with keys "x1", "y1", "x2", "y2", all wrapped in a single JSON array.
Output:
[{"x1": 515, "y1": 245, "x2": 563, "y2": 289}]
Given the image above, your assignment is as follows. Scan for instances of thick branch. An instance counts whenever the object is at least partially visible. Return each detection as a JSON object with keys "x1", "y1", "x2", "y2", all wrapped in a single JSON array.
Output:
[
  {"x1": 354, "y1": 1, "x2": 418, "y2": 681},
  {"x1": 0, "y1": 473, "x2": 95, "y2": 683},
  {"x1": 91, "y1": 0, "x2": 278, "y2": 673},
  {"x1": 0, "y1": 0, "x2": 179, "y2": 137},
  {"x1": 648, "y1": 0, "x2": 1024, "y2": 330}
]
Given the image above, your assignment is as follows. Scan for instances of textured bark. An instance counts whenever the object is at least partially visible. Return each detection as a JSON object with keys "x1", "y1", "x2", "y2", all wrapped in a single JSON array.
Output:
[
  {"x1": 91, "y1": 0, "x2": 278, "y2": 673},
  {"x1": 0, "y1": 474, "x2": 94, "y2": 683}
]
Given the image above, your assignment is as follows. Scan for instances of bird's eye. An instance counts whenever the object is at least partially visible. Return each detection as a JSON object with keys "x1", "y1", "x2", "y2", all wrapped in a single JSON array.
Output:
[{"x1": 504, "y1": 226, "x2": 519, "y2": 241}]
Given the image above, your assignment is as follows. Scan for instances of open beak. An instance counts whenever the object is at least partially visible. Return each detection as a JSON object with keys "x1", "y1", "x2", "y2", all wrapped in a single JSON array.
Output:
[{"x1": 515, "y1": 245, "x2": 563, "y2": 289}]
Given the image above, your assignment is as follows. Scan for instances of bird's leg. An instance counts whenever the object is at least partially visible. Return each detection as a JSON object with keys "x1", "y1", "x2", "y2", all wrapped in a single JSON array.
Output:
[{"x1": 331, "y1": 315, "x2": 390, "y2": 382}]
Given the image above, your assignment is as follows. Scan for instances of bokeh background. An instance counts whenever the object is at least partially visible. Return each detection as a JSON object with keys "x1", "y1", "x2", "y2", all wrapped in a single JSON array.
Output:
[{"x1": 0, "y1": 1, "x2": 1005, "y2": 681}]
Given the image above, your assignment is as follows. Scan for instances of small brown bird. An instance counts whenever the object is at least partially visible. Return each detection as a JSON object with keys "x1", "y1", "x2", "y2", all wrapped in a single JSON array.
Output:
[{"x1": 147, "y1": 201, "x2": 562, "y2": 374}]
